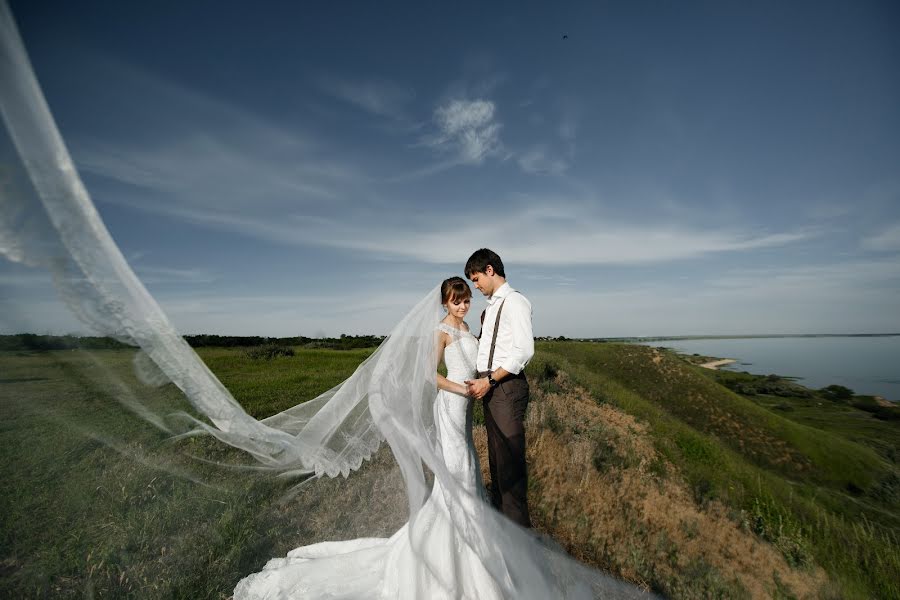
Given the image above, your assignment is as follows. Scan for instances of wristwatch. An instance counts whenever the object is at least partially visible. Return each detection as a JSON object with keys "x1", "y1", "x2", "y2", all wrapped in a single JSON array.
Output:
[{"x1": 487, "y1": 373, "x2": 499, "y2": 387}]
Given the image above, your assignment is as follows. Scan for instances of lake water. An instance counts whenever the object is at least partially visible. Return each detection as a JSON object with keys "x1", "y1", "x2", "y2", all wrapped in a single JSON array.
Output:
[{"x1": 635, "y1": 336, "x2": 900, "y2": 401}]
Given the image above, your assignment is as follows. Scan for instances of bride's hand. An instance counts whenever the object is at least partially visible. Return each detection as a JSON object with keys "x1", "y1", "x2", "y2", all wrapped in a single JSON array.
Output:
[{"x1": 465, "y1": 377, "x2": 491, "y2": 400}]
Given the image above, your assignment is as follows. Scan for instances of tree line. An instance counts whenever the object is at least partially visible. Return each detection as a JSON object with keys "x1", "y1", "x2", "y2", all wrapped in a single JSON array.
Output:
[{"x1": 0, "y1": 333, "x2": 385, "y2": 352}]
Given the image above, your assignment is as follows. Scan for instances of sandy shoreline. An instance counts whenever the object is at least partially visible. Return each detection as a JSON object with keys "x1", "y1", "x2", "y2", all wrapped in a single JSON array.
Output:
[{"x1": 699, "y1": 358, "x2": 737, "y2": 370}]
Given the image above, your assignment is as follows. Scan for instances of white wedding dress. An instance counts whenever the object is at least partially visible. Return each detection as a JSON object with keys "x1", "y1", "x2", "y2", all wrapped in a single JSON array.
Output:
[{"x1": 233, "y1": 323, "x2": 504, "y2": 600}]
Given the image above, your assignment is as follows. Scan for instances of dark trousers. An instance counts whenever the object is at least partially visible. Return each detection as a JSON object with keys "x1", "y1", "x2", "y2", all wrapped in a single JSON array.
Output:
[{"x1": 482, "y1": 372, "x2": 532, "y2": 528}]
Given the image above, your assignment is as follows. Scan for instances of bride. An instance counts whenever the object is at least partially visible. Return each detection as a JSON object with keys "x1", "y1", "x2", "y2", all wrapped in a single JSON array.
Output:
[{"x1": 233, "y1": 277, "x2": 504, "y2": 599}]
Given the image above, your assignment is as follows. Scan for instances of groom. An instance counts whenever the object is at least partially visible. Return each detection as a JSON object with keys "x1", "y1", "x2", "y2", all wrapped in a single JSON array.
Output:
[{"x1": 464, "y1": 248, "x2": 534, "y2": 528}]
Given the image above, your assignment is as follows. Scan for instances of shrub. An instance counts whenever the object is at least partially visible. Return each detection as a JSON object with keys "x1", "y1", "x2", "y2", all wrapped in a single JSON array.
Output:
[
  {"x1": 725, "y1": 376, "x2": 812, "y2": 398},
  {"x1": 851, "y1": 397, "x2": 900, "y2": 421},
  {"x1": 820, "y1": 384, "x2": 854, "y2": 402},
  {"x1": 537, "y1": 362, "x2": 562, "y2": 394},
  {"x1": 244, "y1": 344, "x2": 295, "y2": 360}
]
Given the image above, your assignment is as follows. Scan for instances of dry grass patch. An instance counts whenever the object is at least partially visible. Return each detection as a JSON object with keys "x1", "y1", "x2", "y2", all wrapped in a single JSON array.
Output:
[{"x1": 474, "y1": 373, "x2": 830, "y2": 599}]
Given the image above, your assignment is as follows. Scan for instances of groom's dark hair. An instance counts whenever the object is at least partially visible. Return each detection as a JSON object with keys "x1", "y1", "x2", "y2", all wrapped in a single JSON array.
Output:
[{"x1": 465, "y1": 248, "x2": 506, "y2": 278}]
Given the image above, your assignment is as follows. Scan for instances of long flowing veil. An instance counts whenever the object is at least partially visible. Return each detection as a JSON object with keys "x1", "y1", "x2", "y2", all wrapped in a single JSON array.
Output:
[{"x1": 0, "y1": 3, "x2": 651, "y2": 597}]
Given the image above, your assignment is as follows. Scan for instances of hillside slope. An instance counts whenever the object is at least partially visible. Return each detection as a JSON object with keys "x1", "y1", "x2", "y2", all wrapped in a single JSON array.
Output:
[{"x1": 490, "y1": 342, "x2": 899, "y2": 599}]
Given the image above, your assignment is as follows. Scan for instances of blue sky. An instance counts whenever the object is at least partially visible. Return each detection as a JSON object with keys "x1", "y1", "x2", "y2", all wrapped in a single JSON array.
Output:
[{"x1": 3, "y1": 0, "x2": 899, "y2": 337}]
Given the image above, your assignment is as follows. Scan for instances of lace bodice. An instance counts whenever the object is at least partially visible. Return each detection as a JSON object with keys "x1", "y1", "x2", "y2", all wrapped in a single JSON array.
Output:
[{"x1": 437, "y1": 323, "x2": 478, "y2": 383}]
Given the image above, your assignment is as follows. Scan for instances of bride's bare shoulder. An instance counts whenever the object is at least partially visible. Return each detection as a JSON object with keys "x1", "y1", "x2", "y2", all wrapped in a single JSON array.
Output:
[{"x1": 435, "y1": 322, "x2": 454, "y2": 345}]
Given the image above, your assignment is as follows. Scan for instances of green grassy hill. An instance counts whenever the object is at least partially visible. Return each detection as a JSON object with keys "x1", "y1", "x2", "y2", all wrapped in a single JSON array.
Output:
[
  {"x1": 525, "y1": 341, "x2": 899, "y2": 599},
  {"x1": 1, "y1": 342, "x2": 897, "y2": 598}
]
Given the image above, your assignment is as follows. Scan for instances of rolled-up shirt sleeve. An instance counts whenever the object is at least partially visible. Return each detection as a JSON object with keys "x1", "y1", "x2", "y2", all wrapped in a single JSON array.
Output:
[{"x1": 500, "y1": 294, "x2": 534, "y2": 374}]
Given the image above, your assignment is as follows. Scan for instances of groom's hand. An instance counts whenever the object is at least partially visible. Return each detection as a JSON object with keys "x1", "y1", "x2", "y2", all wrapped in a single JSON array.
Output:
[{"x1": 465, "y1": 377, "x2": 491, "y2": 400}]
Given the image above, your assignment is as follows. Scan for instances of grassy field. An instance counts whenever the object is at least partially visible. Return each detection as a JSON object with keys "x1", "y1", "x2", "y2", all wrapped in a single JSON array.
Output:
[
  {"x1": 0, "y1": 346, "x2": 388, "y2": 598},
  {"x1": 1, "y1": 342, "x2": 897, "y2": 598}
]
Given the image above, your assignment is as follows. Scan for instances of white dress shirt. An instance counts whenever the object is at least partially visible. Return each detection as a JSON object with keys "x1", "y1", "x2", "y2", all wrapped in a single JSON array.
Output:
[{"x1": 476, "y1": 282, "x2": 534, "y2": 374}]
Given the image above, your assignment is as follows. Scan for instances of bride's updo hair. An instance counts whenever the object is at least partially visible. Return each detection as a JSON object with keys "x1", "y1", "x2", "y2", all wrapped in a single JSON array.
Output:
[{"x1": 440, "y1": 276, "x2": 472, "y2": 304}]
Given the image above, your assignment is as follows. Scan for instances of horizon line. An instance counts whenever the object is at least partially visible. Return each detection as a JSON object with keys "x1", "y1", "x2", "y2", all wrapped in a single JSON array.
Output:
[{"x1": 3, "y1": 332, "x2": 900, "y2": 341}]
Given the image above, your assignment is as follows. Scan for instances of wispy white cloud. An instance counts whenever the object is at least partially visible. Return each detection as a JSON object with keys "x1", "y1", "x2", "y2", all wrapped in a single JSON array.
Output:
[
  {"x1": 0, "y1": 263, "x2": 217, "y2": 288},
  {"x1": 699, "y1": 259, "x2": 900, "y2": 310},
  {"x1": 55, "y1": 60, "x2": 818, "y2": 270},
  {"x1": 558, "y1": 106, "x2": 578, "y2": 158},
  {"x1": 517, "y1": 146, "x2": 568, "y2": 175},
  {"x1": 264, "y1": 193, "x2": 820, "y2": 265},
  {"x1": 382, "y1": 157, "x2": 466, "y2": 183},
  {"x1": 519, "y1": 271, "x2": 577, "y2": 286},
  {"x1": 8, "y1": 254, "x2": 898, "y2": 337},
  {"x1": 0, "y1": 272, "x2": 53, "y2": 287},
  {"x1": 67, "y1": 57, "x2": 805, "y2": 274},
  {"x1": 347, "y1": 222, "x2": 814, "y2": 266},
  {"x1": 259, "y1": 209, "x2": 810, "y2": 266},
  {"x1": 559, "y1": 116, "x2": 577, "y2": 143},
  {"x1": 861, "y1": 223, "x2": 900, "y2": 252},
  {"x1": 156, "y1": 289, "x2": 425, "y2": 336},
  {"x1": 528, "y1": 257, "x2": 900, "y2": 337},
  {"x1": 317, "y1": 76, "x2": 418, "y2": 125},
  {"x1": 425, "y1": 99, "x2": 502, "y2": 164},
  {"x1": 67, "y1": 54, "x2": 368, "y2": 215},
  {"x1": 94, "y1": 174, "x2": 820, "y2": 267},
  {"x1": 134, "y1": 265, "x2": 219, "y2": 285},
  {"x1": 76, "y1": 134, "x2": 352, "y2": 208}
]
